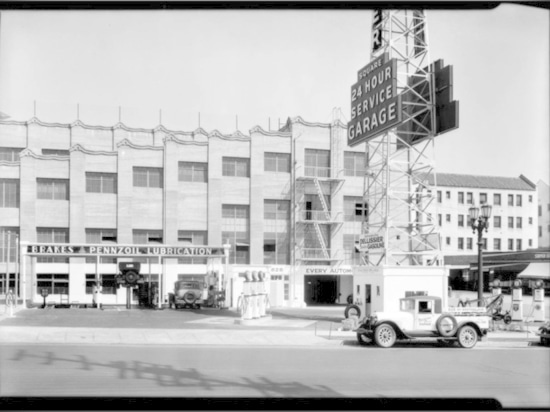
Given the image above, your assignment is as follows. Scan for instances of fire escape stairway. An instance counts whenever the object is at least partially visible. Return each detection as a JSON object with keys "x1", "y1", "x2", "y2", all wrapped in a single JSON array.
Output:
[
  {"x1": 312, "y1": 222, "x2": 330, "y2": 260},
  {"x1": 313, "y1": 178, "x2": 331, "y2": 221}
]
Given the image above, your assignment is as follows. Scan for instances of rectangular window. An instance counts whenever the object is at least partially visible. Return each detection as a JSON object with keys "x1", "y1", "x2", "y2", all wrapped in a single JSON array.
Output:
[
  {"x1": 508, "y1": 217, "x2": 514, "y2": 228},
  {"x1": 438, "y1": 214, "x2": 442, "y2": 226},
  {"x1": 0, "y1": 179, "x2": 19, "y2": 207},
  {"x1": 539, "y1": 205, "x2": 542, "y2": 216},
  {"x1": 508, "y1": 239, "x2": 514, "y2": 251},
  {"x1": 480, "y1": 193, "x2": 487, "y2": 204},
  {"x1": 264, "y1": 199, "x2": 290, "y2": 220},
  {"x1": 437, "y1": 191, "x2": 442, "y2": 203},
  {"x1": 494, "y1": 238, "x2": 501, "y2": 251},
  {"x1": 178, "y1": 231, "x2": 208, "y2": 264},
  {"x1": 37, "y1": 228, "x2": 69, "y2": 263},
  {"x1": 508, "y1": 194, "x2": 514, "y2": 206},
  {"x1": 36, "y1": 274, "x2": 69, "y2": 295},
  {"x1": 466, "y1": 238, "x2": 473, "y2": 250},
  {"x1": 304, "y1": 149, "x2": 330, "y2": 178},
  {"x1": 466, "y1": 192, "x2": 473, "y2": 205},
  {"x1": 516, "y1": 217, "x2": 522, "y2": 229},
  {"x1": 0, "y1": 147, "x2": 22, "y2": 162},
  {"x1": 482, "y1": 238, "x2": 488, "y2": 251},
  {"x1": 86, "y1": 229, "x2": 117, "y2": 263},
  {"x1": 529, "y1": 239, "x2": 533, "y2": 247},
  {"x1": 458, "y1": 192, "x2": 464, "y2": 204},
  {"x1": 37, "y1": 178, "x2": 69, "y2": 200},
  {"x1": 85, "y1": 274, "x2": 117, "y2": 295},
  {"x1": 529, "y1": 217, "x2": 533, "y2": 225},
  {"x1": 133, "y1": 167, "x2": 163, "y2": 188},
  {"x1": 458, "y1": 215, "x2": 464, "y2": 227},
  {"x1": 493, "y1": 216, "x2": 501, "y2": 228},
  {"x1": 446, "y1": 191, "x2": 451, "y2": 200},
  {"x1": 178, "y1": 162, "x2": 208, "y2": 182},
  {"x1": 493, "y1": 193, "x2": 501, "y2": 206},
  {"x1": 516, "y1": 195, "x2": 522, "y2": 207},
  {"x1": 42, "y1": 149, "x2": 70, "y2": 156},
  {"x1": 344, "y1": 152, "x2": 365, "y2": 177},
  {"x1": 458, "y1": 238, "x2": 464, "y2": 250},
  {"x1": 133, "y1": 229, "x2": 163, "y2": 244},
  {"x1": 344, "y1": 196, "x2": 365, "y2": 221},
  {"x1": 529, "y1": 195, "x2": 533, "y2": 203},
  {"x1": 539, "y1": 226, "x2": 543, "y2": 237},
  {"x1": 264, "y1": 231, "x2": 290, "y2": 265},
  {"x1": 516, "y1": 239, "x2": 522, "y2": 251},
  {"x1": 446, "y1": 214, "x2": 451, "y2": 223},
  {"x1": 264, "y1": 152, "x2": 290, "y2": 173},
  {"x1": 222, "y1": 205, "x2": 250, "y2": 264},
  {"x1": 222, "y1": 157, "x2": 250, "y2": 177},
  {"x1": 446, "y1": 237, "x2": 451, "y2": 246},
  {"x1": 0, "y1": 228, "x2": 19, "y2": 263},
  {"x1": 86, "y1": 172, "x2": 117, "y2": 194}
]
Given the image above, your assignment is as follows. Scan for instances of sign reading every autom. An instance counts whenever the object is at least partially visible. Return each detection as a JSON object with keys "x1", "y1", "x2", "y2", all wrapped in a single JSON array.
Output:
[{"x1": 348, "y1": 55, "x2": 402, "y2": 147}]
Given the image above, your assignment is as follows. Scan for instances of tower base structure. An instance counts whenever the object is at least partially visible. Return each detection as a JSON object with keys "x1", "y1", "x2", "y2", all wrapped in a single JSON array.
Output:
[{"x1": 352, "y1": 265, "x2": 450, "y2": 317}]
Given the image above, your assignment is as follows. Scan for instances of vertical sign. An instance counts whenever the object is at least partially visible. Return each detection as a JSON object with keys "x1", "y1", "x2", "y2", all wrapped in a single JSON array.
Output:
[{"x1": 372, "y1": 10, "x2": 383, "y2": 52}]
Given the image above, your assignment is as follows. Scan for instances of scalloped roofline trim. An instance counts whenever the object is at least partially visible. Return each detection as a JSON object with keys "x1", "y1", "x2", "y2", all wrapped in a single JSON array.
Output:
[
  {"x1": 290, "y1": 116, "x2": 331, "y2": 129},
  {"x1": 116, "y1": 139, "x2": 163, "y2": 151},
  {"x1": 19, "y1": 148, "x2": 69, "y2": 161},
  {"x1": 208, "y1": 130, "x2": 250, "y2": 142},
  {"x1": 164, "y1": 134, "x2": 208, "y2": 146},
  {"x1": 70, "y1": 144, "x2": 118, "y2": 156},
  {"x1": 249, "y1": 125, "x2": 291, "y2": 138}
]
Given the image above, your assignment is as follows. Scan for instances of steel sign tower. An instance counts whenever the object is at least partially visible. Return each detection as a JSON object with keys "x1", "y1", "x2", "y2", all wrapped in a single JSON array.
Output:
[{"x1": 351, "y1": 10, "x2": 458, "y2": 266}]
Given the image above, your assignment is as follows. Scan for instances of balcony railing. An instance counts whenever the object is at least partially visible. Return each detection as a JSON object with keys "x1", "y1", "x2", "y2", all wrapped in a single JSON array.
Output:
[
  {"x1": 299, "y1": 248, "x2": 332, "y2": 260},
  {"x1": 297, "y1": 210, "x2": 342, "y2": 222}
]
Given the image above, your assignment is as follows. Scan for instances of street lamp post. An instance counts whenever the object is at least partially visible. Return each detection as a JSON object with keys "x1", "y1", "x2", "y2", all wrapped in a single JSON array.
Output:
[{"x1": 468, "y1": 203, "x2": 492, "y2": 306}]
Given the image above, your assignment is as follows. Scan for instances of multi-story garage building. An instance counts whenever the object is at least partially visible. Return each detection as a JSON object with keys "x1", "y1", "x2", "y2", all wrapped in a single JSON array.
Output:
[
  {"x1": 0, "y1": 115, "x2": 543, "y2": 307},
  {"x1": 0, "y1": 116, "x2": 369, "y2": 308}
]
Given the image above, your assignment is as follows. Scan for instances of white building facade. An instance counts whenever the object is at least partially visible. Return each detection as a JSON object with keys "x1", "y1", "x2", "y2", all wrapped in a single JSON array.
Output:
[{"x1": 538, "y1": 180, "x2": 550, "y2": 248}]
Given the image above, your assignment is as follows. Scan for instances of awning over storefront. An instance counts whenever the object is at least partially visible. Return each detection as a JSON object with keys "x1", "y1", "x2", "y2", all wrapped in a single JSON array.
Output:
[{"x1": 517, "y1": 262, "x2": 550, "y2": 280}]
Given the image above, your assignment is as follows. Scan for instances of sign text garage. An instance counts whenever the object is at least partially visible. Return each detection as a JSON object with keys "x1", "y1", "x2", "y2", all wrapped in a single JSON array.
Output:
[{"x1": 348, "y1": 54, "x2": 402, "y2": 147}]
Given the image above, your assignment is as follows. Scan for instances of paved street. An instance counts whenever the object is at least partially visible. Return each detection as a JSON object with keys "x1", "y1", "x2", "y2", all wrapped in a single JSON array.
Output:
[{"x1": 1, "y1": 343, "x2": 548, "y2": 409}]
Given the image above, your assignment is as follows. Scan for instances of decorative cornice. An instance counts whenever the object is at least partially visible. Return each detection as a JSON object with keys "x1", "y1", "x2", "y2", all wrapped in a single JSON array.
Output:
[
  {"x1": 208, "y1": 129, "x2": 250, "y2": 142},
  {"x1": 193, "y1": 127, "x2": 209, "y2": 136},
  {"x1": 291, "y1": 116, "x2": 331, "y2": 129},
  {"x1": 27, "y1": 117, "x2": 70, "y2": 129},
  {"x1": 0, "y1": 160, "x2": 20, "y2": 166},
  {"x1": 249, "y1": 125, "x2": 291, "y2": 138},
  {"x1": 70, "y1": 144, "x2": 118, "y2": 156},
  {"x1": 19, "y1": 148, "x2": 69, "y2": 161},
  {"x1": 116, "y1": 139, "x2": 163, "y2": 151},
  {"x1": 71, "y1": 119, "x2": 112, "y2": 131},
  {"x1": 163, "y1": 134, "x2": 208, "y2": 146}
]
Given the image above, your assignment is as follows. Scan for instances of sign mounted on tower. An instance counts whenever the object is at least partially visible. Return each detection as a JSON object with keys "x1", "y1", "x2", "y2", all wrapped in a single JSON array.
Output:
[{"x1": 348, "y1": 53, "x2": 402, "y2": 147}]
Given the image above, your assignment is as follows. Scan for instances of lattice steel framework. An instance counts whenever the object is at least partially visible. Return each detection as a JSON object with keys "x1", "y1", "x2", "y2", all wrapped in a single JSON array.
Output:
[{"x1": 362, "y1": 10, "x2": 441, "y2": 266}]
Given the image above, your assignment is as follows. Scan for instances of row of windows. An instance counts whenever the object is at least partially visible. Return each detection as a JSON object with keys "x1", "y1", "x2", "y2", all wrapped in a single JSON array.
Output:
[
  {"x1": 437, "y1": 214, "x2": 534, "y2": 229},
  {"x1": 448, "y1": 237, "x2": 532, "y2": 251},
  {"x1": 439, "y1": 191, "x2": 533, "y2": 206}
]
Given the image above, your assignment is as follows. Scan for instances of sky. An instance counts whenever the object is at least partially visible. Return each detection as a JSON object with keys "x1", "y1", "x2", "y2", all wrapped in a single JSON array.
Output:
[{"x1": 0, "y1": 4, "x2": 548, "y2": 183}]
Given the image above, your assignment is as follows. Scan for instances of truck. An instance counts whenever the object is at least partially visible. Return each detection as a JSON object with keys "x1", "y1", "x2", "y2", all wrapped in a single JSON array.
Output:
[{"x1": 355, "y1": 295, "x2": 491, "y2": 349}]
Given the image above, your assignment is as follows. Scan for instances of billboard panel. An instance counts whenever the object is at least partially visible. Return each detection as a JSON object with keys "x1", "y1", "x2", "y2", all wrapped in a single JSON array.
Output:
[{"x1": 348, "y1": 57, "x2": 402, "y2": 147}]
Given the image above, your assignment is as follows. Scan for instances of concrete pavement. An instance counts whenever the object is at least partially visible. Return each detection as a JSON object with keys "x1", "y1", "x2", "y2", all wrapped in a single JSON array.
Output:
[{"x1": 0, "y1": 304, "x2": 546, "y2": 349}]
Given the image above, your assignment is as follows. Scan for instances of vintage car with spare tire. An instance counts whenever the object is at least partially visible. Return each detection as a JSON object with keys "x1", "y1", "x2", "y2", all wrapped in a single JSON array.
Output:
[{"x1": 355, "y1": 295, "x2": 491, "y2": 349}]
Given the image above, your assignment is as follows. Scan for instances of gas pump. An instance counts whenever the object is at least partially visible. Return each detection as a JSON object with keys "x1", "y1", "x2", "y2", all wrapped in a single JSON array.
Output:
[
  {"x1": 532, "y1": 280, "x2": 546, "y2": 322},
  {"x1": 241, "y1": 271, "x2": 253, "y2": 320},
  {"x1": 511, "y1": 279, "x2": 523, "y2": 321},
  {"x1": 491, "y1": 279, "x2": 502, "y2": 296}
]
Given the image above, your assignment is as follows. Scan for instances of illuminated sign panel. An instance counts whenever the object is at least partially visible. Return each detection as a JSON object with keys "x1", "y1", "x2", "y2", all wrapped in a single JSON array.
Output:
[{"x1": 348, "y1": 55, "x2": 402, "y2": 147}]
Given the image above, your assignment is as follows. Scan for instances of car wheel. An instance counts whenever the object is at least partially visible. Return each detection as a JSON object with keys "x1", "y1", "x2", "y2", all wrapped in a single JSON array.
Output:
[
  {"x1": 357, "y1": 333, "x2": 372, "y2": 346},
  {"x1": 457, "y1": 325, "x2": 478, "y2": 348},
  {"x1": 374, "y1": 323, "x2": 396, "y2": 348},
  {"x1": 436, "y1": 315, "x2": 458, "y2": 337},
  {"x1": 183, "y1": 292, "x2": 197, "y2": 305},
  {"x1": 344, "y1": 304, "x2": 361, "y2": 319}
]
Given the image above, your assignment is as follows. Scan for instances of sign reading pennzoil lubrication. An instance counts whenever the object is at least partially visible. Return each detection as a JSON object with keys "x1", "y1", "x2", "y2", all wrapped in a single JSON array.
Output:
[
  {"x1": 359, "y1": 233, "x2": 385, "y2": 252},
  {"x1": 348, "y1": 53, "x2": 402, "y2": 147},
  {"x1": 25, "y1": 244, "x2": 226, "y2": 257}
]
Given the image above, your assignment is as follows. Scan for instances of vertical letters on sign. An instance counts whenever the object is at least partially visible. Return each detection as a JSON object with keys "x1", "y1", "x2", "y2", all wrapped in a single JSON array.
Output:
[{"x1": 372, "y1": 10, "x2": 383, "y2": 52}]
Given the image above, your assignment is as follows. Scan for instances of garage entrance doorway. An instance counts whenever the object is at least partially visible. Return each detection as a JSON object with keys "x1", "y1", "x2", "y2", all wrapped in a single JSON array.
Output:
[{"x1": 304, "y1": 275, "x2": 338, "y2": 305}]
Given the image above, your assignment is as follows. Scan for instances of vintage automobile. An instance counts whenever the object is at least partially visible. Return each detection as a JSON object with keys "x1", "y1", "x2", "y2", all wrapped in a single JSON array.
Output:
[
  {"x1": 356, "y1": 295, "x2": 492, "y2": 349},
  {"x1": 537, "y1": 321, "x2": 550, "y2": 346},
  {"x1": 172, "y1": 280, "x2": 205, "y2": 309}
]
